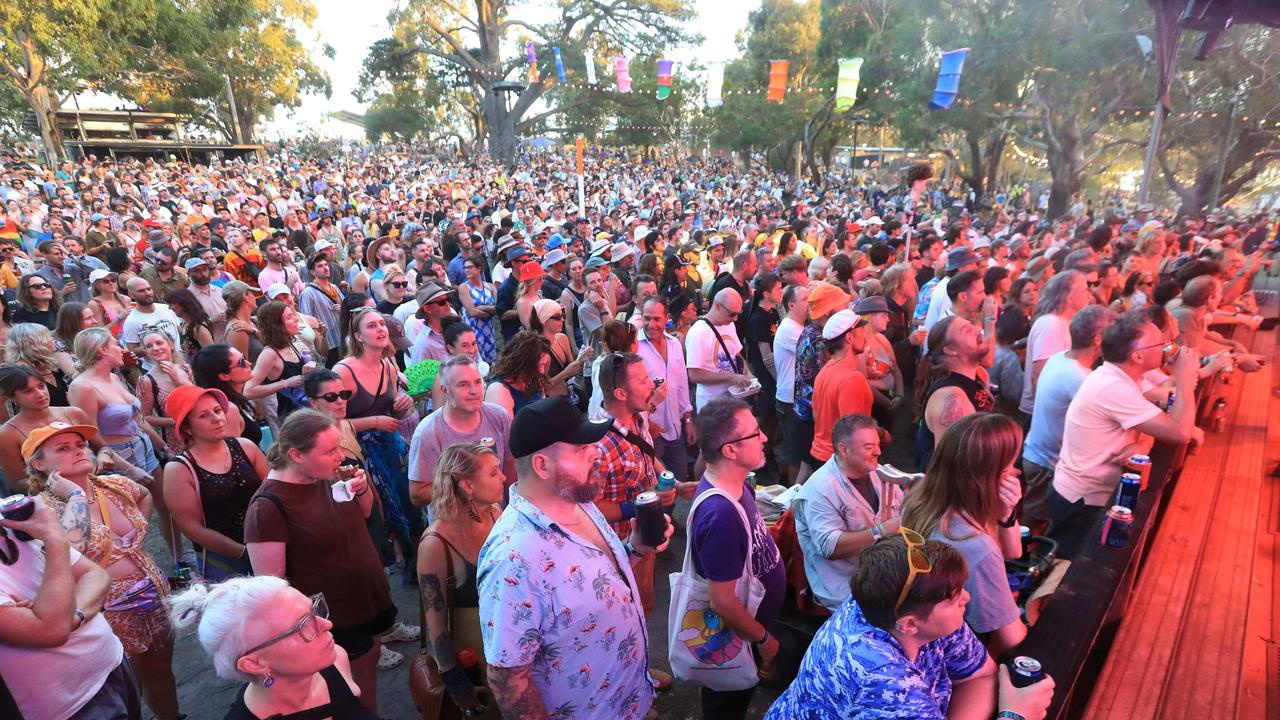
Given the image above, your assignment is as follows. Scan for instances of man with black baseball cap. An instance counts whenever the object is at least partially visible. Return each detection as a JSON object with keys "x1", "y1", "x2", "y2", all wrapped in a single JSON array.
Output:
[{"x1": 478, "y1": 396, "x2": 672, "y2": 720}]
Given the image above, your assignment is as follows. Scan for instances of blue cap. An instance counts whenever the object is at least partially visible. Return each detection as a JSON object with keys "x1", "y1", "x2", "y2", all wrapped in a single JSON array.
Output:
[
  {"x1": 546, "y1": 234, "x2": 565, "y2": 250},
  {"x1": 91, "y1": 213, "x2": 108, "y2": 222},
  {"x1": 183, "y1": 258, "x2": 208, "y2": 271},
  {"x1": 507, "y1": 246, "x2": 531, "y2": 262}
]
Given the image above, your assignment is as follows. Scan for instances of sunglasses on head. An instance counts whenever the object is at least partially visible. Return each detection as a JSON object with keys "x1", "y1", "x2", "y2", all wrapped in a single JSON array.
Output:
[
  {"x1": 312, "y1": 389, "x2": 353, "y2": 403},
  {"x1": 893, "y1": 527, "x2": 932, "y2": 616}
]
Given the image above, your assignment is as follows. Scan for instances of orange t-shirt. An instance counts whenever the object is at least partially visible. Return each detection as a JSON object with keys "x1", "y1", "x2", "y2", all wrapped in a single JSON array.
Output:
[{"x1": 809, "y1": 354, "x2": 874, "y2": 462}]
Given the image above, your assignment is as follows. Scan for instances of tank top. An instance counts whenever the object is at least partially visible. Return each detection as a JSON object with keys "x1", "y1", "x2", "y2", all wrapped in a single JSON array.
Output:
[
  {"x1": 270, "y1": 346, "x2": 306, "y2": 418},
  {"x1": 224, "y1": 665, "x2": 374, "y2": 720},
  {"x1": 917, "y1": 370, "x2": 996, "y2": 462},
  {"x1": 342, "y1": 359, "x2": 396, "y2": 419},
  {"x1": 46, "y1": 370, "x2": 70, "y2": 408},
  {"x1": 97, "y1": 398, "x2": 140, "y2": 436},
  {"x1": 183, "y1": 439, "x2": 261, "y2": 547},
  {"x1": 495, "y1": 379, "x2": 541, "y2": 415}
]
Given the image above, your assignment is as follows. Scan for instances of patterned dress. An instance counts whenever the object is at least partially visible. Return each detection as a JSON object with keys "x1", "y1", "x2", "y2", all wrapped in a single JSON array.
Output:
[{"x1": 464, "y1": 280, "x2": 498, "y2": 363}]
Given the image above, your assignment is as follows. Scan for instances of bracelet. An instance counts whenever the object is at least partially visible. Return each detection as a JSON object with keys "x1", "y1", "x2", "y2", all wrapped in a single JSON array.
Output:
[
  {"x1": 623, "y1": 538, "x2": 645, "y2": 559},
  {"x1": 997, "y1": 711, "x2": 1027, "y2": 720},
  {"x1": 72, "y1": 609, "x2": 86, "y2": 630},
  {"x1": 752, "y1": 629, "x2": 771, "y2": 646},
  {"x1": 67, "y1": 489, "x2": 85, "y2": 500},
  {"x1": 870, "y1": 523, "x2": 884, "y2": 540}
]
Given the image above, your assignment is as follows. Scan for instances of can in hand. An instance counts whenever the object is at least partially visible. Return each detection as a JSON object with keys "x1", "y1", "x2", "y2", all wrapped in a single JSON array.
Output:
[
  {"x1": 634, "y1": 491, "x2": 666, "y2": 548},
  {"x1": 656, "y1": 471, "x2": 676, "y2": 492},
  {"x1": 0, "y1": 495, "x2": 35, "y2": 541},
  {"x1": 1100, "y1": 506, "x2": 1134, "y2": 548},
  {"x1": 1009, "y1": 656, "x2": 1044, "y2": 688}
]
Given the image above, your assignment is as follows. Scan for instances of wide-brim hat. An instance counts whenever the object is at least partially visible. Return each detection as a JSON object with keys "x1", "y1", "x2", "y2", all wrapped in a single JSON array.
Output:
[
  {"x1": 365, "y1": 236, "x2": 394, "y2": 268},
  {"x1": 164, "y1": 387, "x2": 230, "y2": 439}
]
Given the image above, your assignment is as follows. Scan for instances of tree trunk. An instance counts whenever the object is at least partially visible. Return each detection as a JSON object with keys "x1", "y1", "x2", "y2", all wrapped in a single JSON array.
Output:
[
  {"x1": 982, "y1": 131, "x2": 1008, "y2": 205},
  {"x1": 27, "y1": 84, "x2": 65, "y2": 164},
  {"x1": 1044, "y1": 120, "x2": 1083, "y2": 219}
]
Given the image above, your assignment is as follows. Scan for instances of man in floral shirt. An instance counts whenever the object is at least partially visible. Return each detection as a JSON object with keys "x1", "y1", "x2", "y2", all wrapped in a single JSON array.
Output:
[
  {"x1": 790, "y1": 283, "x2": 849, "y2": 479},
  {"x1": 765, "y1": 535, "x2": 1055, "y2": 720},
  {"x1": 479, "y1": 396, "x2": 673, "y2": 720}
]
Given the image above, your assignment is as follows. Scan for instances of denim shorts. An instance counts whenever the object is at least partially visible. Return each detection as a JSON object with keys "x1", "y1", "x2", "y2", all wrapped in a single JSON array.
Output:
[{"x1": 106, "y1": 434, "x2": 159, "y2": 475}]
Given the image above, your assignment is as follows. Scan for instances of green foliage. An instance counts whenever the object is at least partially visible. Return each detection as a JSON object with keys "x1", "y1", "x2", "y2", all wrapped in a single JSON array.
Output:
[{"x1": 364, "y1": 99, "x2": 429, "y2": 142}]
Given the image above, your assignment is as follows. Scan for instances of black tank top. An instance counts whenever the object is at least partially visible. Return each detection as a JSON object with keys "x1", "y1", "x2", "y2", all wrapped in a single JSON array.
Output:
[
  {"x1": 917, "y1": 370, "x2": 996, "y2": 465},
  {"x1": 184, "y1": 438, "x2": 262, "y2": 547},
  {"x1": 342, "y1": 359, "x2": 396, "y2": 419},
  {"x1": 224, "y1": 665, "x2": 374, "y2": 720},
  {"x1": 270, "y1": 346, "x2": 305, "y2": 417}
]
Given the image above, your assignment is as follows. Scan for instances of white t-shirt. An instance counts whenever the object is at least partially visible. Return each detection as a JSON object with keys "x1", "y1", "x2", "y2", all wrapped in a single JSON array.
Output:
[
  {"x1": 923, "y1": 276, "x2": 953, "y2": 331},
  {"x1": 773, "y1": 317, "x2": 804, "y2": 404},
  {"x1": 685, "y1": 318, "x2": 744, "y2": 410},
  {"x1": 1019, "y1": 314, "x2": 1071, "y2": 414},
  {"x1": 119, "y1": 303, "x2": 183, "y2": 371},
  {"x1": 0, "y1": 540, "x2": 123, "y2": 720},
  {"x1": 1053, "y1": 362, "x2": 1162, "y2": 506},
  {"x1": 1023, "y1": 351, "x2": 1091, "y2": 469}
]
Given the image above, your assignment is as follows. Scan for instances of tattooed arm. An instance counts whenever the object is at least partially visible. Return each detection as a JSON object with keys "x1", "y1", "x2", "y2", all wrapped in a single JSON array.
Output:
[
  {"x1": 924, "y1": 386, "x2": 974, "y2": 440},
  {"x1": 417, "y1": 532, "x2": 484, "y2": 709},
  {"x1": 488, "y1": 663, "x2": 549, "y2": 720},
  {"x1": 46, "y1": 472, "x2": 91, "y2": 553}
]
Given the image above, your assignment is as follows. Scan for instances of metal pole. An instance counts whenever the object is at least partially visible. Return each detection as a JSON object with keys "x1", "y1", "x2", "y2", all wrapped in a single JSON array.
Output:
[
  {"x1": 1137, "y1": 100, "x2": 1165, "y2": 205},
  {"x1": 1208, "y1": 95, "x2": 1241, "y2": 211},
  {"x1": 225, "y1": 75, "x2": 243, "y2": 144}
]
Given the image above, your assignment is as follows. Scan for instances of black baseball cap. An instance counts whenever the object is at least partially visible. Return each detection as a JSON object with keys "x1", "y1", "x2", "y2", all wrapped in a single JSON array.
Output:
[{"x1": 509, "y1": 396, "x2": 611, "y2": 458}]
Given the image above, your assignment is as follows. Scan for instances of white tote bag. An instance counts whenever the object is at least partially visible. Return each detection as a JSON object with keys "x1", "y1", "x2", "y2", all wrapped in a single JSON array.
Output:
[{"x1": 667, "y1": 487, "x2": 766, "y2": 691}]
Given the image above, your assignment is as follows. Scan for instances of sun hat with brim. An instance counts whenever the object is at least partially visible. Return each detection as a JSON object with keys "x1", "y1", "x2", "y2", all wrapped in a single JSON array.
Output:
[
  {"x1": 590, "y1": 239, "x2": 613, "y2": 257},
  {"x1": 610, "y1": 242, "x2": 635, "y2": 261},
  {"x1": 364, "y1": 236, "x2": 394, "y2": 267},
  {"x1": 1023, "y1": 256, "x2": 1052, "y2": 283},
  {"x1": 854, "y1": 295, "x2": 890, "y2": 315},
  {"x1": 21, "y1": 422, "x2": 98, "y2": 463},
  {"x1": 514, "y1": 262, "x2": 546, "y2": 283},
  {"x1": 945, "y1": 247, "x2": 981, "y2": 272},
  {"x1": 88, "y1": 269, "x2": 117, "y2": 286},
  {"x1": 164, "y1": 386, "x2": 229, "y2": 439},
  {"x1": 807, "y1": 282, "x2": 851, "y2": 319},
  {"x1": 585, "y1": 256, "x2": 610, "y2": 270},
  {"x1": 416, "y1": 281, "x2": 453, "y2": 306},
  {"x1": 541, "y1": 248, "x2": 568, "y2": 268}
]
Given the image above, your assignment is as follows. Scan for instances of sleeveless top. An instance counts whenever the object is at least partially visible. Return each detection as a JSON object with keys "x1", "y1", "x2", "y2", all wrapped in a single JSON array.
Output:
[
  {"x1": 918, "y1": 370, "x2": 996, "y2": 462},
  {"x1": 342, "y1": 359, "x2": 396, "y2": 419},
  {"x1": 224, "y1": 665, "x2": 374, "y2": 720},
  {"x1": 142, "y1": 373, "x2": 184, "y2": 454},
  {"x1": 46, "y1": 370, "x2": 70, "y2": 408},
  {"x1": 270, "y1": 346, "x2": 306, "y2": 418},
  {"x1": 98, "y1": 398, "x2": 140, "y2": 436},
  {"x1": 236, "y1": 401, "x2": 263, "y2": 446},
  {"x1": 183, "y1": 439, "x2": 262, "y2": 547},
  {"x1": 495, "y1": 379, "x2": 541, "y2": 415}
]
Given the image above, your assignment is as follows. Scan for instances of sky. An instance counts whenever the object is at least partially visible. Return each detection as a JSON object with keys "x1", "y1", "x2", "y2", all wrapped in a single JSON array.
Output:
[{"x1": 264, "y1": 0, "x2": 760, "y2": 138}]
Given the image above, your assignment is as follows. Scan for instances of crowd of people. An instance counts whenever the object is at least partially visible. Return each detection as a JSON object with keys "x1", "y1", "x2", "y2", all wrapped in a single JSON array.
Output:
[{"x1": 0, "y1": 144, "x2": 1275, "y2": 720}]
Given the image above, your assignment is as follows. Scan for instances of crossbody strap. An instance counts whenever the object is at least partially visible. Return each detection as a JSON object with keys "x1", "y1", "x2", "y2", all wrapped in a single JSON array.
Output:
[
  {"x1": 681, "y1": 486, "x2": 755, "y2": 604},
  {"x1": 698, "y1": 317, "x2": 741, "y2": 372}
]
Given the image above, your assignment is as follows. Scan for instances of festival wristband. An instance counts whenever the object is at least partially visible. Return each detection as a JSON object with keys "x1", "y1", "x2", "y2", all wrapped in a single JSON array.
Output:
[{"x1": 619, "y1": 500, "x2": 636, "y2": 520}]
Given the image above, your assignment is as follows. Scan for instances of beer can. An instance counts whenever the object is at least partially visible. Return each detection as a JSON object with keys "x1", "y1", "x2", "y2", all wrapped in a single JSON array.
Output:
[
  {"x1": 746, "y1": 472, "x2": 757, "y2": 489},
  {"x1": 0, "y1": 494, "x2": 35, "y2": 541},
  {"x1": 656, "y1": 471, "x2": 676, "y2": 492},
  {"x1": 1009, "y1": 656, "x2": 1044, "y2": 688},
  {"x1": 1125, "y1": 454, "x2": 1151, "y2": 490},
  {"x1": 634, "y1": 491, "x2": 665, "y2": 548},
  {"x1": 1117, "y1": 473, "x2": 1141, "y2": 511},
  {"x1": 1100, "y1": 506, "x2": 1134, "y2": 548}
]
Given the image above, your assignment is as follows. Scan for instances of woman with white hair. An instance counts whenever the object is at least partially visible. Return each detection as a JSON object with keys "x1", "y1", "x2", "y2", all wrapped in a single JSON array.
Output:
[{"x1": 170, "y1": 577, "x2": 374, "y2": 719}]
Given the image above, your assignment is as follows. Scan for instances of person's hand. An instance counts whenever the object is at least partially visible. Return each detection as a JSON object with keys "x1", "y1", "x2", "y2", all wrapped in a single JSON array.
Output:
[
  {"x1": 755, "y1": 631, "x2": 781, "y2": 670},
  {"x1": 0, "y1": 498, "x2": 65, "y2": 545},
  {"x1": 346, "y1": 469, "x2": 369, "y2": 497},
  {"x1": 375, "y1": 415, "x2": 401, "y2": 432},
  {"x1": 284, "y1": 374, "x2": 304, "y2": 389},
  {"x1": 732, "y1": 374, "x2": 752, "y2": 389},
  {"x1": 998, "y1": 468, "x2": 1022, "y2": 518},
  {"x1": 981, "y1": 296, "x2": 998, "y2": 320},
  {"x1": 676, "y1": 480, "x2": 698, "y2": 500},
  {"x1": 656, "y1": 487, "x2": 677, "y2": 507},
  {"x1": 629, "y1": 514, "x2": 675, "y2": 555},
  {"x1": 393, "y1": 391, "x2": 414, "y2": 415},
  {"x1": 1106, "y1": 443, "x2": 1138, "y2": 467},
  {"x1": 45, "y1": 471, "x2": 81, "y2": 501},
  {"x1": 158, "y1": 360, "x2": 182, "y2": 381},
  {"x1": 1172, "y1": 345, "x2": 1199, "y2": 387},
  {"x1": 453, "y1": 685, "x2": 487, "y2": 712},
  {"x1": 888, "y1": 394, "x2": 904, "y2": 410},
  {"x1": 997, "y1": 664, "x2": 1055, "y2": 720},
  {"x1": 62, "y1": 281, "x2": 78, "y2": 297},
  {"x1": 576, "y1": 345, "x2": 594, "y2": 365},
  {"x1": 95, "y1": 448, "x2": 117, "y2": 474},
  {"x1": 684, "y1": 417, "x2": 697, "y2": 445},
  {"x1": 1202, "y1": 352, "x2": 1231, "y2": 375},
  {"x1": 1236, "y1": 354, "x2": 1265, "y2": 373},
  {"x1": 910, "y1": 327, "x2": 928, "y2": 346}
]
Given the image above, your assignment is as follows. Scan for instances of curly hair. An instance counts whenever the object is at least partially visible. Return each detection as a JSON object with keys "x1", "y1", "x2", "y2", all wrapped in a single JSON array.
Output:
[
  {"x1": 489, "y1": 331, "x2": 550, "y2": 395},
  {"x1": 431, "y1": 442, "x2": 498, "y2": 522},
  {"x1": 6, "y1": 323, "x2": 59, "y2": 376}
]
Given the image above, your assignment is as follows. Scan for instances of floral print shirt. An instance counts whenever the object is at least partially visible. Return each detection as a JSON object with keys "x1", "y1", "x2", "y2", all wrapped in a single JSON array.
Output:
[
  {"x1": 478, "y1": 486, "x2": 654, "y2": 720},
  {"x1": 765, "y1": 599, "x2": 989, "y2": 720},
  {"x1": 792, "y1": 322, "x2": 829, "y2": 422}
]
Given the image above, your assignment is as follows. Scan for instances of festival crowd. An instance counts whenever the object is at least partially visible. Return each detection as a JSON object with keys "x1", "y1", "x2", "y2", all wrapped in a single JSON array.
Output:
[{"x1": 0, "y1": 145, "x2": 1274, "y2": 720}]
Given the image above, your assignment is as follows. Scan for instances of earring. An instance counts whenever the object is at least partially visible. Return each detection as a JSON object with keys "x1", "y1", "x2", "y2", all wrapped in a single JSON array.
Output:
[
  {"x1": 466, "y1": 496, "x2": 482, "y2": 523},
  {"x1": 262, "y1": 672, "x2": 275, "y2": 688}
]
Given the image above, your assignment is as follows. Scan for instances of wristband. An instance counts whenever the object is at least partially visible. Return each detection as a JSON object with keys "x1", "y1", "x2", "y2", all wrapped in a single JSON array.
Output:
[
  {"x1": 870, "y1": 523, "x2": 884, "y2": 540},
  {"x1": 999, "y1": 513, "x2": 1018, "y2": 528},
  {"x1": 997, "y1": 712, "x2": 1027, "y2": 720},
  {"x1": 619, "y1": 500, "x2": 636, "y2": 520},
  {"x1": 67, "y1": 489, "x2": 85, "y2": 500},
  {"x1": 752, "y1": 629, "x2": 771, "y2": 645},
  {"x1": 623, "y1": 538, "x2": 645, "y2": 559}
]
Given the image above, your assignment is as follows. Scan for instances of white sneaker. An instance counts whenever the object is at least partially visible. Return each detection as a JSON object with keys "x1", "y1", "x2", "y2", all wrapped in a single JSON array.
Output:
[
  {"x1": 383, "y1": 622, "x2": 421, "y2": 643},
  {"x1": 377, "y1": 645, "x2": 404, "y2": 671}
]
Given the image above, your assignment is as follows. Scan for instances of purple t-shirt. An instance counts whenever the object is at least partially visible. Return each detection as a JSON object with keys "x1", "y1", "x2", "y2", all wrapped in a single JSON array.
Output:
[{"x1": 690, "y1": 478, "x2": 787, "y2": 628}]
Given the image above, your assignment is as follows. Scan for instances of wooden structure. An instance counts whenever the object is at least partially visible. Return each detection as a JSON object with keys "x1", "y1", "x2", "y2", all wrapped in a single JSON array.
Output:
[{"x1": 54, "y1": 109, "x2": 261, "y2": 162}]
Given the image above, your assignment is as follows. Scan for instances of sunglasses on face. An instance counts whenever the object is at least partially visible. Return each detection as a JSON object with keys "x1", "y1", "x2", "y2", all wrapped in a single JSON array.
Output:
[
  {"x1": 389, "y1": 281, "x2": 409, "y2": 289},
  {"x1": 312, "y1": 389, "x2": 353, "y2": 403},
  {"x1": 28, "y1": 283, "x2": 50, "y2": 290}
]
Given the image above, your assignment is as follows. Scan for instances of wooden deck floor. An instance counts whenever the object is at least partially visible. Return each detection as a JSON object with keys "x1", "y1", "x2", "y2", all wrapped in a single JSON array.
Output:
[{"x1": 1084, "y1": 323, "x2": 1279, "y2": 719}]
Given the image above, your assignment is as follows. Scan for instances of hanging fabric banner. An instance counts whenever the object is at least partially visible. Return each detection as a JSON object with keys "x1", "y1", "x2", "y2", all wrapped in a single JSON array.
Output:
[
  {"x1": 584, "y1": 50, "x2": 598, "y2": 85},
  {"x1": 834, "y1": 58, "x2": 863, "y2": 112},
  {"x1": 553, "y1": 47, "x2": 566, "y2": 83},
  {"x1": 929, "y1": 48, "x2": 970, "y2": 110},
  {"x1": 767, "y1": 60, "x2": 789, "y2": 104},
  {"x1": 705, "y1": 61, "x2": 725, "y2": 108},
  {"x1": 526, "y1": 42, "x2": 538, "y2": 83},
  {"x1": 615, "y1": 56, "x2": 631, "y2": 93},
  {"x1": 657, "y1": 59, "x2": 674, "y2": 100}
]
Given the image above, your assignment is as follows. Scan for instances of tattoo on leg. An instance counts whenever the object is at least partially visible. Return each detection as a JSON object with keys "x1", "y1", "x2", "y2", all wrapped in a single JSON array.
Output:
[{"x1": 420, "y1": 573, "x2": 446, "y2": 612}]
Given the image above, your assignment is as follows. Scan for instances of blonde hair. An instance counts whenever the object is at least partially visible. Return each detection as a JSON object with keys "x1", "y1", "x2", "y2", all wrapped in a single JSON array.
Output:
[
  {"x1": 5, "y1": 323, "x2": 59, "y2": 376},
  {"x1": 431, "y1": 442, "x2": 497, "y2": 521},
  {"x1": 72, "y1": 326, "x2": 115, "y2": 374}
]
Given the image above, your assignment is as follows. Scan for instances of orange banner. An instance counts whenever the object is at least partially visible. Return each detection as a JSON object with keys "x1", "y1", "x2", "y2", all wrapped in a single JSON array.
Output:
[
  {"x1": 575, "y1": 137, "x2": 584, "y2": 175},
  {"x1": 767, "y1": 60, "x2": 789, "y2": 103}
]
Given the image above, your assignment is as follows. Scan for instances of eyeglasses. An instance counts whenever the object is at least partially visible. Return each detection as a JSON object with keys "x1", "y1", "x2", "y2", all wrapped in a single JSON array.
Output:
[
  {"x1": 893, "y1": 527, "x2": 933, "y2": 616},
  {"x1": 717, "y1": 428, "x2": 763, "y2": 451},
  {"x1": 240, "y1": 593, "x2": 329, "y2": 658},
  {"x1": 312, "y1": 389, "x2": 353, "y2": 403},
  {"x1": 389, "y1": 281, "x2": 409, "y2": 289},
  {"x1": 28, "y1": 283, "x2": 50, "y2": 290},
  {"x1": 235, "y1": 356, "x2": 250, "y2": 369},
  {"x1": 1087, "y1": 280, "x2": 1100, "y2": 288}
]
